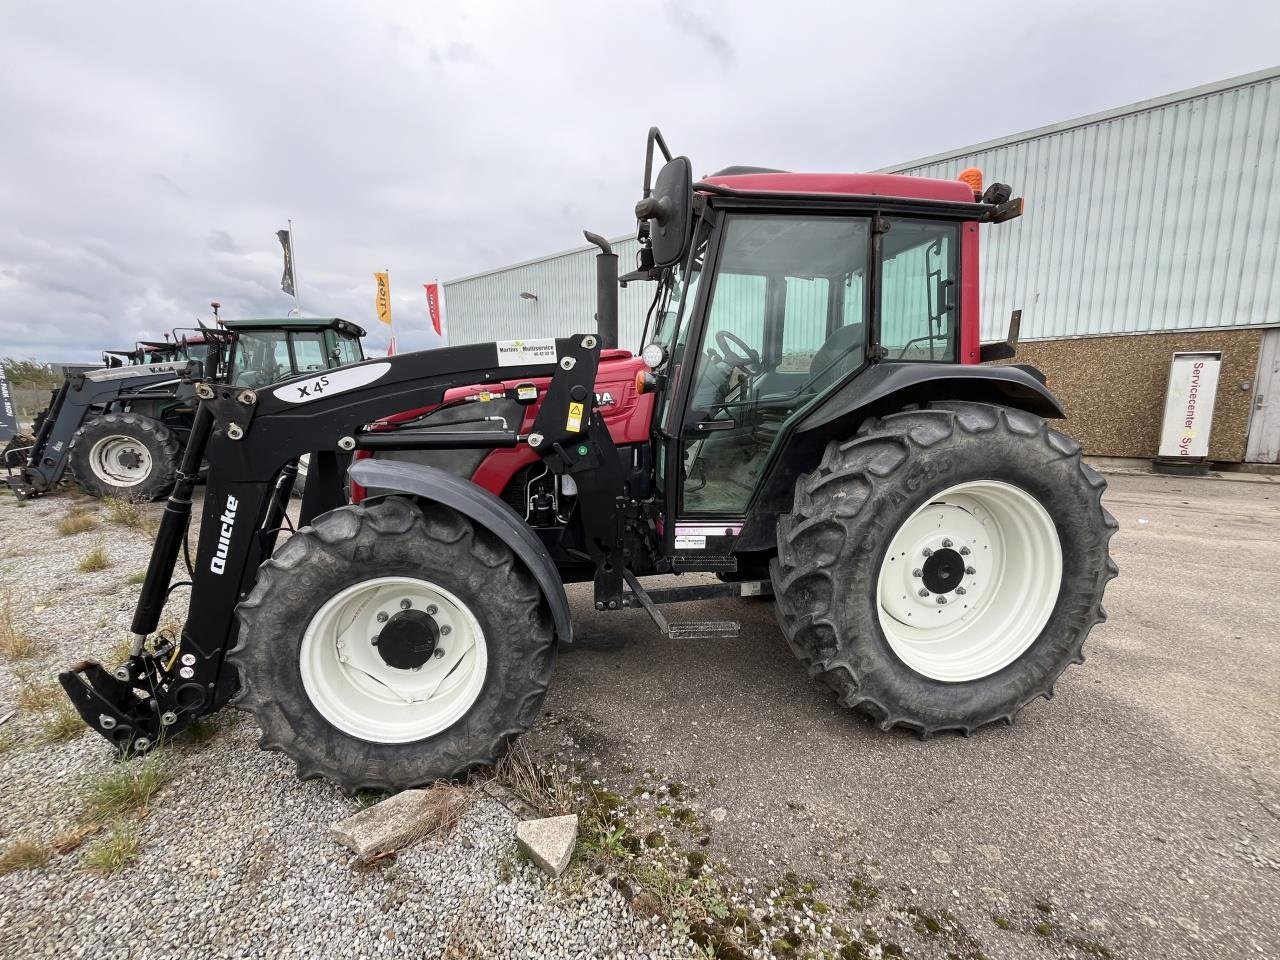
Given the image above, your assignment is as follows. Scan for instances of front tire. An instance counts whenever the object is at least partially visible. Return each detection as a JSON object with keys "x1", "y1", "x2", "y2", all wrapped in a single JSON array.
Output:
[
  {"x1": 231, "y1": 496, "x2": 555, "y2": 792},
  {"x1": 770, "y1": 401, "x2": 1118, "y2": 736},
  {"x1": 69, "y1": 412, "x2": 181, "y2": 499}
]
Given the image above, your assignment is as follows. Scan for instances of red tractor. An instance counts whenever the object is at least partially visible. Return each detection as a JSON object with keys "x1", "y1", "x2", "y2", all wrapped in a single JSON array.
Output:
[{"x1": 60, "y1": 129, "x2": 1116, "y2": 792}]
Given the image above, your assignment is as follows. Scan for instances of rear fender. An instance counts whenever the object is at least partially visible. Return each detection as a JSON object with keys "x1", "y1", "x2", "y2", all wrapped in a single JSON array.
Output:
[
  {"x1": 346, "y1": 459, "x2": 572, "y2": 644},
  {"x1": 737, "y1": 363, "x2": 1065, "y2": 552}
]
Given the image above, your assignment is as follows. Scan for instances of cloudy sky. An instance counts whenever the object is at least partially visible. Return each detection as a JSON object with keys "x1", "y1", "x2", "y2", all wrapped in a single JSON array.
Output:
[{"x1": 1, "y1": 1, "x2": 1276, "y2": 361}]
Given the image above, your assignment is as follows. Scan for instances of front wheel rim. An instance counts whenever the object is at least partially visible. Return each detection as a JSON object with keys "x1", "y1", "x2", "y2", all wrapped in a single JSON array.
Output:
[
  {"x1": 300, "y1": 575, "x2": 488, "y2": 743},
  {"x1": 876, "y1": 480, "x2": 1062, "y2": 683},
  {"x1": 88, "y1": 435, "x2": 153, "y2": 487}
]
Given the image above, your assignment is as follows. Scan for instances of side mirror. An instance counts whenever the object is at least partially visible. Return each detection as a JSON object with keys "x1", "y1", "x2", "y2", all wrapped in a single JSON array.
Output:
[{"x1": 635, "y1": 156, "x2": 693, "y2": 269}]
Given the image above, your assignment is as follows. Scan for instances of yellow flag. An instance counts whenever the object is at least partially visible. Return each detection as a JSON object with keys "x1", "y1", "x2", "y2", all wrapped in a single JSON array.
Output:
[{"x1": 374, "y1": 271, "x2": 392, "y2": 326}]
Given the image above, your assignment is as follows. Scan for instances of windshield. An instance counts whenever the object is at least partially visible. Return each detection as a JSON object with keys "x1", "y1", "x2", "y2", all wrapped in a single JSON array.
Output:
[{"x1": 231, "y1": 331, "x2": 290, "y2": 387}]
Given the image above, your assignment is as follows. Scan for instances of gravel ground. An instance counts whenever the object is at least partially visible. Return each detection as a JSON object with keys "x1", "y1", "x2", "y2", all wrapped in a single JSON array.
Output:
[{"x1": 0, "y1": 492, "x2": 689, "y2": 960}]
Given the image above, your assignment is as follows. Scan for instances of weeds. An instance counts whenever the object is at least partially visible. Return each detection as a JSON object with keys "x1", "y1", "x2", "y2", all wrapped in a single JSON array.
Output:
[
  {"x1": 56, "y1": 506, "x2": 99, "y2": 536},
  {"x1": 125, "y1": 570, "x2": 147, "y2": 585},
  {"x1": 0, "y1": 838, "x2": 52, "y2": 874},
  {"x1": 494, "y1": 744, "x2": 577, "y2": 816},
  {"x1": 35, "y1": 704, "x2": 85, "y2": 744},
  {"x1": 76, "y1": 545, "x2": 111, "y2": 572},
  {"x1": 81, "y1": 756, "x2": 171, "y2": 823},
  {"x1": 104, "y1": 498, "x2": 149, "y2": 531},
  {"x1": 81, "y1": 820, "x2": 141, "y2": 874},
  {"x1": 0, "y1": 592, "x2": 35, "y2": 660},
  {"x1": 17, "y1": 681, "x2": 60, "y2": 712}
]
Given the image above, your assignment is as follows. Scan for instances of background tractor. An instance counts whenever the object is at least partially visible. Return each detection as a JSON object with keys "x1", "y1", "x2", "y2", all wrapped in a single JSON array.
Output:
[
  {"x1": 5, "y1": 316, "x2": 365, "y2": 499},
  {"x1": 60, "y1": 129, "x2": 1116, "y2": 792}
]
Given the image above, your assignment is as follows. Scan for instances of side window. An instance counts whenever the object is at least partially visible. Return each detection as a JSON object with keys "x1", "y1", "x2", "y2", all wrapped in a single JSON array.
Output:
[
  {"x1": 231, "y1": 331, "x2": 288, "y2": 387},
  {"x1": 333, "y1": 334, "x2": 362, "y2": 366},
  {"x1": 290, "y1": 332, "x2": 326, "y2": 372},
  {"x1": 880, "y1": 220, "x2": 958, "y2": 362}
]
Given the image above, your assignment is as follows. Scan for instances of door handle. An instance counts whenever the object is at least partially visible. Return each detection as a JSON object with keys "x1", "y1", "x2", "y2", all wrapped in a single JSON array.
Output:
[{"x1": 693, "y1": 419, "x2": 735, "y2": 432}]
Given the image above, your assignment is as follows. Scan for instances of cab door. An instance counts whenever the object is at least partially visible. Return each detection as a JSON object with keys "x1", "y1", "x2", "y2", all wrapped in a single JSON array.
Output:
[{"x1": 672, "y1": 214, "x2": 872, "y2": 527}]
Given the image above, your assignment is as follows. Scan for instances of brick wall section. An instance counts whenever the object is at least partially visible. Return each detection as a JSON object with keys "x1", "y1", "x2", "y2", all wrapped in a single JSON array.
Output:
[{"x1": 1006, "y1": 329, "x2": 1264, "y2": 461}]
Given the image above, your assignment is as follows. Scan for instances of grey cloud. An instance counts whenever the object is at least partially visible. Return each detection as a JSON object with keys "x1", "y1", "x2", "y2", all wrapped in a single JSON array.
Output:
[{"x1": 0, "y1": 0, "x2": 1276, "y2": 363}]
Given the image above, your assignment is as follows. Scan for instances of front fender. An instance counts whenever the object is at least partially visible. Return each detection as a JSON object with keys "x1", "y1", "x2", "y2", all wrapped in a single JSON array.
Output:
[{"x1": 346, "y1": 459, "x2": 572, "y2": 645}]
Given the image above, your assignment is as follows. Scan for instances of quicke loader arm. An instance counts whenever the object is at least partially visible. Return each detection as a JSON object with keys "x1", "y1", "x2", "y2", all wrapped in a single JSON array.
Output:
[{"x1": 59, "y1": 335, "x2": 621, "y2": 755}]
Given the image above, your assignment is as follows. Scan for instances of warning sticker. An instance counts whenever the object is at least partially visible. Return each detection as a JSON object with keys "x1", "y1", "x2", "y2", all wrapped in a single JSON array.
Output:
[
  {"x1": 566, "y1": 401, "x2": 584, "y2": 432},
  {"x1": 496, "y1": 338, "x2": 558, "y2": 367},
  {"x1": 517, "y1": 384, "x2": 537, "y2": 401},
  {"x1": 674, "y1": 534, "x2": 707, "y2": 550}
]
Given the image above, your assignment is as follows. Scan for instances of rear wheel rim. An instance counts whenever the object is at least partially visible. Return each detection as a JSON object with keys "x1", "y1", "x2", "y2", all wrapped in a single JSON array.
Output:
[
  {"x1": 875, "y1": 480, "x2": 1062, "y2": 683},
  {"x1": 88, "y1": 435, "x2": 153, "y2": 487},
  {"x1": 300, "y1": 575, "x2": 488, "y2": 743}
]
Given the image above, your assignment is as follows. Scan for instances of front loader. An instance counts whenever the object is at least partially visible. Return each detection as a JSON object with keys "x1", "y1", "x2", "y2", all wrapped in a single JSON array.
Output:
[{"x1": 60, "y1": 129, "x2": 1117, "y2": 791}]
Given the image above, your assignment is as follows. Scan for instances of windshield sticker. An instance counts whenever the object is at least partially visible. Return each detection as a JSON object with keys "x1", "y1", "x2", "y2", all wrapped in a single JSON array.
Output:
[
  {"x1": 273, "y1": 362, "x2": 391, "y2": 404},
  {"x1": 496, "y1": 338, "x2": 557, "y2": 367}
]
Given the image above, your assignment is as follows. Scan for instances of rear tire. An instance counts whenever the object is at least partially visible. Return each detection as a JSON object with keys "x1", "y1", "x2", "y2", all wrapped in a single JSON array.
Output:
[
  {"x1": 231, "y1": 496, "x2": 556, "y2": 793},
  {"x1": 69, "y1": 412, "x2": 181, "y2": 500},
  {"x1": 770, "y1": 401, "x2": 1118, "y2": 736}
]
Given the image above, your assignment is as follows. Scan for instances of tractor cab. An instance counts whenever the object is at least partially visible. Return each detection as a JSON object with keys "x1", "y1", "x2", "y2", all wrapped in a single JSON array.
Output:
[
  {"x1": 629, "y1": 134, "x2": 1024, "y2": 553},
  {"x1": 222, "y1": 316, "x2": 366, "y2": 388}
]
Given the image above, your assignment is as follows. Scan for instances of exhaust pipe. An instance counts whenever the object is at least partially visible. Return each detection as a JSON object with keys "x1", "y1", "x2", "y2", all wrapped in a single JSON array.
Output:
[{"x1": 584, "y1": 230, "x2": 618, "y2": 351}]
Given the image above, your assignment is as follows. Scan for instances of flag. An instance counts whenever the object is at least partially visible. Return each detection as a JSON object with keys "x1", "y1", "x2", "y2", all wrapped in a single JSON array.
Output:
[
  {"x1": 425, "y1": 282, "x2": 442, "y2": 337},
  {"x1": 276, "y1": 229, "x2": 296, "y2": 297},
  {"x1": 374, "y1": 271, "x2": 392, "y2": 326},
  {"x1": 386, "y1": 335, "x2": 397, "y2": 357}
]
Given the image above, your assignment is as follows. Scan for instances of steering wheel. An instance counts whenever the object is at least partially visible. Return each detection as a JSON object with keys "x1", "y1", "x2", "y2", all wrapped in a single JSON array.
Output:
[{"x1": 715, "y1": 330, "x2": 762, "y2": 374}]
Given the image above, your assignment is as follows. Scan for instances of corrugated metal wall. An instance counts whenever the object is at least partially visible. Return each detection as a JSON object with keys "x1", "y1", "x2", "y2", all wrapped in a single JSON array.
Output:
[
  {"x1": 444, "y1": 69, "x2": 1280, "y2": 348},
  {"x1": 887, "y1": 69, "x2": 1280, "y2": 341},
  {"x1": 443, "y1": 237, "x2": 656, "y2": 350}
]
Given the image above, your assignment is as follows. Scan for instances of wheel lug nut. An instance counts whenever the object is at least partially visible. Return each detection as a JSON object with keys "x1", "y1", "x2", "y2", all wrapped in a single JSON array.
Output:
[
  {"x1": 370, "y1": 636, "x2": 379, "y2": 645},
  {"x1": 955, "y1": 586, "x2": 966, "y2": 596},
  {"x1": 922, "y1": 547, "x2": 933, "y2": 557},
  {"x1": 912, "y1": 568, "x2": 923, "y2": 578},
  {"x1": 918, "y1": 588, "x2": 930, "y2": 597},
  {"x1": 965, "y1": 566, "x2": 976, "y2": 575},
  {"x1": 400, "y1": 599, "x2": 412, "y2": 610},
  {"x1": 959, "y1": 546, "x2": 971, "y2": 556},
  {"x1": 440, "y1": 625, "x2": 451, "y2": 636},
  {"x1": 426, "y1": 604, "x2": 438, "y2": 616},
  {"x1": 433, "y1": 648, "x2": 445, "y2": 659},
  {"x1": 942, "y1": 538, "x2": 953, "y2": 548},
  {"x1": 412, "y1": 665, "x2": 421, "y2": 672},
  {"x1": 936, "y1": 596, "x2": 948, "y2": 605},
  {"x1": 376, "y1": 611, "x2": 389, "y2": 623}
]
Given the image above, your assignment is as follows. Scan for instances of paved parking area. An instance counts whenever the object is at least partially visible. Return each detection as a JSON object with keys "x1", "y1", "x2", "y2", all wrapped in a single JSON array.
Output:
[{"x1": 532, "y1": 470, "x2": 1280, "y2": 959}]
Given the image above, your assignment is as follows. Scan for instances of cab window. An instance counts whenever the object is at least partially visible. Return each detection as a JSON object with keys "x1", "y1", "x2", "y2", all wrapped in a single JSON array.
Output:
[
  {"x1": 231, "y1": 331, "x2": 290, "y2": 387},
  {"x1": 332, "y1": 333, "x2": 363, "y2": 366},
  {"x1": 880, "y1": 219, "x2": 958, "y2": 361},
  {"x1": 290, "y1": 331, "x2": 327, "y2": 372}
]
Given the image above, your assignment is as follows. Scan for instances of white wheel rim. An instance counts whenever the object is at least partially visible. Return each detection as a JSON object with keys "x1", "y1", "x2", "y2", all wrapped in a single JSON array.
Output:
[
  {"x1": 300, "y1": 575, "x2": 488, "y2": 743},
  {"x1": 876, "y1": 480, "x2": 1062, "y2": 683},
  {"x1": 88, "y1": 435, "x2": 153, "y2": 487}
]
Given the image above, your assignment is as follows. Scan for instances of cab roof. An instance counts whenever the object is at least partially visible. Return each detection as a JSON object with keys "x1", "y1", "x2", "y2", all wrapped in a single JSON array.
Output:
[
  {"x1": 702, "y1": 170, "x2": 976, "y2": 203},
  {"x1": 220, "y1": 316, "x2": 367, "y2": 337}
]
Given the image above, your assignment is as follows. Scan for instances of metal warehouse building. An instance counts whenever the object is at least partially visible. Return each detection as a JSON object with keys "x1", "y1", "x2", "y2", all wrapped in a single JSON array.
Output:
[{"x1": 442, "y1": 67, "x2": 1280, "y2": 464}]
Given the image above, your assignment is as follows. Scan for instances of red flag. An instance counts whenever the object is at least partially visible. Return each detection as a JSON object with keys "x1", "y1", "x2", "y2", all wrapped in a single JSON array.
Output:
[
  {"x1": 425, "y1": 283, "x2": 442, "y2": 337},
  {"x1": 386, "y1": 335, "x2": 397, "y2": 357}
]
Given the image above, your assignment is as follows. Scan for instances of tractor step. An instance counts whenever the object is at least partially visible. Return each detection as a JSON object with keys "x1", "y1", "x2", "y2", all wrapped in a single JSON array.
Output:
[
  {"x1": 666, "y1": 620, "x2": 740, "y2": 640},
  {"x1": 670, "y1": 554, "x2": 737, "y2": 573},
  {"x1": 621, "y1": 570, "x2": 741, "y2": 640}
]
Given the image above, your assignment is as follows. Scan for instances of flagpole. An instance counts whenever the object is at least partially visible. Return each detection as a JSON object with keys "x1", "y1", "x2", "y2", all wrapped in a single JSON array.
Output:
[{"x1": 289, "y1": 219, "x2": 302, "y2": 316}]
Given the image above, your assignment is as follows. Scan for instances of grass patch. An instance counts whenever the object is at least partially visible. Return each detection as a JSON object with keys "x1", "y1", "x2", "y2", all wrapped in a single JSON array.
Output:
[
  {"x1": 104, "y1": 498, "x2": 149, "y2": 531},
  {"x1": 35, "y1": 704, "x2": 85, "y2": 744},
  {"x1": 494, "y1": 744, "x2": 577, "y2": 815},
  {"x1": 56, "y1": 506, "x2": 100, "y2": 536},
  {"x1": 992, "y1": 914, "x2": 1010, "y2": 930},
  {"x1": 76, "y1": 545, "x2": 111, "y2": 572},
  {"x1": 81, "y1": 757, "x2": 171, "y2": 823},
  {"x1": 0, "y1": 592, "x2": 36, "y2": 660},
  {"x1": 0, "y1": 838, "x2": 52, "y2": 874},
  {"x1": 81, "y1": 820, "x2": 141, "y2": 874},
  {"x1": 1034, "y1": 921, "x2": 1054, "y2": 937},
  {"x1": 125, "y1": 570, "x2": 147, "y2": 585},
  {"x1": 18, "y1": 681, "x2": 61, "y2": 712}
]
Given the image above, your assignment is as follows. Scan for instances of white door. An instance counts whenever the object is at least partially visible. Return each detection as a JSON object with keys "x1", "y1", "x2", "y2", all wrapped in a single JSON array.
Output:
[{"x1": 1246, "y1": 329, "x2": 1280, "y2": 463}]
